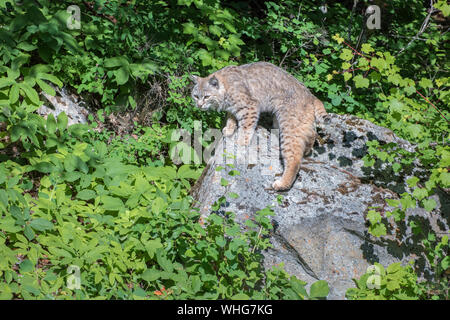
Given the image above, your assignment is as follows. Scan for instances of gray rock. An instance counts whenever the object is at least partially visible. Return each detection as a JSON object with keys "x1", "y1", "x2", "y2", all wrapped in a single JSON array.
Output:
[
  {"x1": 190, "y1": 113, "x2": 448, "y2": 300},
  {"x1": 38, "y1": 86, "x2": 90, "y2": 125}
]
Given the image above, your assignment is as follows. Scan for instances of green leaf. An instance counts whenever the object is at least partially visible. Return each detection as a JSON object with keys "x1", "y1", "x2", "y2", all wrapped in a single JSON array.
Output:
[
  {"x1": 37, "y1": 79, "x2": 56, "y2": 96},
  {"x1": 331, "y1": 96, "x2": 342, "y2": 106},
  {"x1": 0, "y1": 78, "x2": 15, "y2": 89},
  {"x1": 115, "y1": 67, "x2": 129, "y2": 85},
  {"x1": 361, "y1": 43, "x2": 374, "y2": 54},
  {"x1": 367, "y1": 210, "x2": 381, "y2": 224},
  {"x1": 386, "y1": 198, "x2": 399, "y2": 207},
  {"x1": 389, "y1": 99, "x2": 404, "y2": 112},
  {"x1": 215, "y1": 236, "x2": 226, "y2": 248},
  {"x1": 228, "y1": 170, "x2": 240, "y2": 176},
  {"x1": 151, "y1": 197, "x2": 166, "y2": 214},
  {"x1": 17, "y1": 42, "x2": 37, "y2": 51},
  {"x1": 435, "y1": 1, "x2": 450, "y2": 16},
  {"x1": 228, "y1": 192, "x2": 239, "y2": 199},
  {"x1": 101, "y1": 196, "x2": 124, "y2": 211},
  {"x1": 24, "y1": 225, "x2": 35, "y2": 240},
  {"x1": 34, "y1": 162, "x2": 53, "y2": 173},
  {"x1": 142, "y1": 268, "x2": 161, "y2": 282},
  {"x1": 156, "y1": 250, "x2": 173, "y2": 273},
  {"x1": 128, "y1": 95, "x2": 137, "y2": 109},
  {"x1": 290, "y1": 277, "x2": 308, "y2": 298},
  {"x1": 370, "y1": 57, "x2": 387, "y2": 70},
  {"x1": 440, "y1": 171, "x2": 450, "y2": 187},
  {"x1": 404, "y1": 85, "x2": 416, "y2": 96},
  {"x1": 387, "y1": 262, "x2": 401, "y2": 274},
  {"x1": 191, "y1": 275, "x2": 202, "y2": 293},
  {"x1": 441, "y1": 256, "x2": 450, "y2": 270},
  {"x1": 182, "y1": 22, "x2": 197, "y2": 35},
  {"x1": 339, "y1": 49, "x2": 353, "y2": 61},
  {"x1": 400, "y1": 194, "x2": 416, "y2": 209},
  {"x1": 309, "y1": 280, "x2": 329, "y2": 299},
  {"x1": 145, "y1": 238, "x2": 163, "y2": 259},
  {"x1": 9, "y1": 84, "x2": 19, "y2": 104},
  {"x1": 0, "y1": 189, "x2": 8, "y2": 208},
  {"x1": 57, "y1": 112, "x2": 68, "y2": 131},
  {"x1": 177, "y1": 165, "x2": 201, "y2": 179},
  {"x1": 64, "y1": 154, "x2": 88, "y2": 173},
  {"x1": 386, "y1": 279, "x2": 400, "y2": 291},
  {"x1": 104, "y1": 56, "x2": 129, "y2": 68},
  {"x1": 39, "y1": 73, "x2": 63, "y2": 87},
  {"x1": 422, "y1": 198, "x2": 437, "y2": 212},
  {"x1": 0, "y1": 284, "x2": 13, "y2": 300},
  {"x1": 29, "y1": 218, "x2": 54, "y2": 232},
  {"x1": 392, "y1": 162, "x2": 401, "y2": 172},
  {"x1": 19, "y1": 83, "x2": 40, "y2": 105},
  {"x1": 231, "y1": 293, "x2": 250, "y2": 300},
  {"x1": 60, "y1": 31, "x2": 81, "y2": 53},
  {"x1": 343, "y1": 72, "x2": 352, "y2": 81},
  {"x1": 369, "y1": 223, "x2": 387, "y2": 237},
  {"x1": 77, "y1": 189, "x2": 96, "y2": 201},
  {"x1": 406, "y1": 176, "x2": 420, "y2": 188},
  {"x1": 354, "y1": 75, "x2": 370, "y2": 88},
  {"x1": 19, "y1": 259, "x2": 34, "y2": 273},
  {"x1": 197, "y1": 49, "x2": 213, "y2": 66},
  {"x1": 46, "y1": 113, "x2": 56, "y2": 134},
  {"x1": 209, "y1": 25, "x2": 222, "y2": 37},
  {"x1": 418, "y1": 78, "x2": 432, "y2": 89},
  {"x1": 412, "y1": 188, "x2": 428, "y2": 201}
]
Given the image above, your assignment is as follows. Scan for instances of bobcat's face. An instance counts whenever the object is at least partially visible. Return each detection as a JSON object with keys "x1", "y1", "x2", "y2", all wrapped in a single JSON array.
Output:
[{"x1": 191, "y1": 75, "x2": 224, "y2": 110}]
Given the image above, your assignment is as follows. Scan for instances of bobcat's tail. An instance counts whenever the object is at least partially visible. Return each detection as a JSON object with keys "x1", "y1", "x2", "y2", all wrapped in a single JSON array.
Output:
[{"x1": 313, "y1": 98, "x2": 328, "y2": 123}]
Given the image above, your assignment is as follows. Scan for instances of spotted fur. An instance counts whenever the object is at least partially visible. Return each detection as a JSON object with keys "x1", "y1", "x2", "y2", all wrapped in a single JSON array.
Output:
[{"x1": 191, "y1": 62, "x2": 327, "y2": 191}]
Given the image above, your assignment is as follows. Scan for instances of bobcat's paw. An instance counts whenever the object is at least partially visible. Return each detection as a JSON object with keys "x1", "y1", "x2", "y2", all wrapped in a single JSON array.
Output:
[
  {"x1": 272, "y1": 179, "x2": 289, "y2": 191},
  {"x1": 222, "y1": 126, "x2": 236, "y2": 137}
]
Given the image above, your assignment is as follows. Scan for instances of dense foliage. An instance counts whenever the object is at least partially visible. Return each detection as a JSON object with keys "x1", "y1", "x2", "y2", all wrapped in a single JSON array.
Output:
[{"x1": 0, "y1": 0, "x2": 448, "y2": 299}]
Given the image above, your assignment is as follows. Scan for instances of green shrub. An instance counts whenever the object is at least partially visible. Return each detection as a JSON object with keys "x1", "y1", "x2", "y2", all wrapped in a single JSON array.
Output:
[{"x1": 1, "y1": 0, "x2": 449, "y2": 300}]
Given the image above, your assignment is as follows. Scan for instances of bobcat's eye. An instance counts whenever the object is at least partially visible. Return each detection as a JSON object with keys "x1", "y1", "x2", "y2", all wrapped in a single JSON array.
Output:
[
  {"x1": 193, "y1": 94, "x2": 199, "y2": 100},
  {"x1": 204, "y1": 95, "x2": 210, "y2": 99}
]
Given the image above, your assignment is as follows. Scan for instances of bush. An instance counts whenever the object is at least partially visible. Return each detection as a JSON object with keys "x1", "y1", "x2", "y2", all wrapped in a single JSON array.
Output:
[{"x1": 0, "y1": 0, "x2": 449, "y2": 300}]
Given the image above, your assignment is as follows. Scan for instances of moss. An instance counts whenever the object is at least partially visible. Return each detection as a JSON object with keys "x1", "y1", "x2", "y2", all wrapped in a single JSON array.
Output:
[
  {"x1": 315, "y1": 145, "x2": 326, "y2": 154},
  {"x1": 337, "y1": 156, "x2": 353, "y2": 167},
  {"x1": 343, "y1": 130, "x2": 359, "y2": 148},
  {"x1": 352, "y1": 145, "x2": 368, "y2": 158}
]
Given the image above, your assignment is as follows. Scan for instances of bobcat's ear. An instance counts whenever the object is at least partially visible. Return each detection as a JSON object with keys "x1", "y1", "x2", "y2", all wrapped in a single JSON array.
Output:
[
  {"x1": 190, "y1": 75, "x2": 199, "y2": 84},
  {"x1": 209, "y1": 76, "x2": 219, "y2": 88}
]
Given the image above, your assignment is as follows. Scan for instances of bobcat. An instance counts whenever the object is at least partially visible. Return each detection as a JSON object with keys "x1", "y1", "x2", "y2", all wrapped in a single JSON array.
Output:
[{"x1": 191, "y1": 62, "x2": 328, "y2": 191}]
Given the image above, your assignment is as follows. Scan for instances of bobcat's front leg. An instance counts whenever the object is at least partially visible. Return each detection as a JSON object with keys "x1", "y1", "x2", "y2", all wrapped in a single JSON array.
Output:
[
  {"x1": 236, "y1": 111, "x2": 259, "y2": 146},
  {"x1": 222, "y1": 116, "x2": 237, "y2": 137}
]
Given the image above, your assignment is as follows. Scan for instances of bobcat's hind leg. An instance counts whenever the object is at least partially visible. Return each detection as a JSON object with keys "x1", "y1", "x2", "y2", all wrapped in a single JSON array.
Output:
[
  {"x1": 272, "y1": 111, "x2": 316, "y2": 191},
  {"x1": 272, "y1": 153, "x2": 302, "y2": 191}
]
